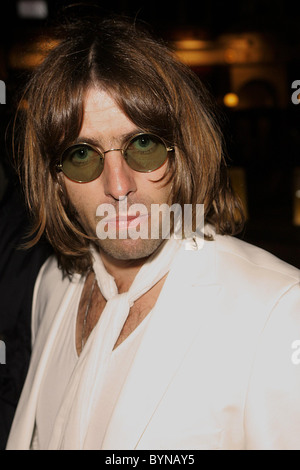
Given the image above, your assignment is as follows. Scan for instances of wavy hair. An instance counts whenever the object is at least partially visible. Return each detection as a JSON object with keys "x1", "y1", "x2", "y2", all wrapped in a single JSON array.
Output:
[{"x1": 13, "y1": 15, "x2": 245, "y2": 274}]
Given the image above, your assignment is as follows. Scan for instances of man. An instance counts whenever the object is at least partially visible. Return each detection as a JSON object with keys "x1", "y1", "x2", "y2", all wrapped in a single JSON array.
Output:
[{"x1": 6, "y1": 16, "x2": 300, "y2": 450}]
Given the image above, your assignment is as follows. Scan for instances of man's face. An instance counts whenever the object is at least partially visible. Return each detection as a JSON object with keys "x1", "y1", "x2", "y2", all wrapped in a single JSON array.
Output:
[{"x1": 63, "y1": 87, "x2": 173, "y2": 262}]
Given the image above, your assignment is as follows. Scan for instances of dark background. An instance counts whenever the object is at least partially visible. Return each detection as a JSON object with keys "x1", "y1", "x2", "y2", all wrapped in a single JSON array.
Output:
[{"x1": 0, "y1": 0, "x2": 299, "y2": 267}]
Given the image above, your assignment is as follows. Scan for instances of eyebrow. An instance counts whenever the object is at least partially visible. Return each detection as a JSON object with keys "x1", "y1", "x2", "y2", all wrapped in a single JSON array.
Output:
[{"x1": 72, "y1": 129, "x2": 145, "y2": 149}]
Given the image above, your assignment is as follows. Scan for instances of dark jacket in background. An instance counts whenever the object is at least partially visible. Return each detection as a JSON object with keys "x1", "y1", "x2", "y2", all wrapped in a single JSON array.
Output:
[{"x1": 0, "y1": 187, "x2": 52, "y2": 449}]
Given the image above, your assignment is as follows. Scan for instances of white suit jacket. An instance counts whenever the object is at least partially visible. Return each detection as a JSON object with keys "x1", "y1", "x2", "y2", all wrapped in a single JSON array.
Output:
[{"x1": 6, "y1": 234, "x2": 300, "y2": 450}]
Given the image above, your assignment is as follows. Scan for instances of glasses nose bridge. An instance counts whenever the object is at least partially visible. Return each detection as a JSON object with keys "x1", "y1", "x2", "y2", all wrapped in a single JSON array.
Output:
[{"x1": 102, "y1": 147, "x2": 125, "y2": 158}]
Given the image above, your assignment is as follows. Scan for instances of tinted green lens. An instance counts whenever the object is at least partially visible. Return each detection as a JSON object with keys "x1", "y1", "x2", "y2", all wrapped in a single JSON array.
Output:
[
  {"x1": 61, "y1": 144, "x2": 103, "y2": 182},
  {"x1": 124, "y1": 134, "x2": 168, "y2": 172},
  {"x1": 60, "y1": 134, "x2": 170, "y2": 182}
]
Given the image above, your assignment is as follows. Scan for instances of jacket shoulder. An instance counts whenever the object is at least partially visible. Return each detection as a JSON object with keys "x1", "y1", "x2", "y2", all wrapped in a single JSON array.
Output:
[
  {"x1": 215, "y1": 235, "x2": 299, "y2": 284},
  {"x1": 31, "y1": 255, "x2": 78, "y2": 343},
  {"x1": 209, "y1": 235, "x2": 299, "y2": 315}
]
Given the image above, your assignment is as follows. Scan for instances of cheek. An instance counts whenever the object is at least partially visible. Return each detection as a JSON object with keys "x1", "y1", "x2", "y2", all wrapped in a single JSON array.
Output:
[
  {"x1": 64, "y1": 180, "x2": 82, "y2": 209},
  {"x1": 140, "y1": 165, "x2": 172, "y2": 203},
  {"x1": 149, "y1": 180, "x2": 173, "y2": 205},
  {"x1": 63, "y1": 179, "x2": 98, "y2": 218}
]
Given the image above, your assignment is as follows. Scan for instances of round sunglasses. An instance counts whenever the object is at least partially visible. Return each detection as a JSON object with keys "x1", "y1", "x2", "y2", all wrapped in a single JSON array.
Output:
[{"x1": 56, "y1": 133, "x2": 174, "y2": 183}]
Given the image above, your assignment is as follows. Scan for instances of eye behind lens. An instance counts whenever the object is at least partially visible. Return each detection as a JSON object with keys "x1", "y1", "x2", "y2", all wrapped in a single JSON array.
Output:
[
  {"x1": 128, "y1": 134, "x2": 163, "y2": 153},
  {"x1": 125, "y1": 133, "x2": 168, "y2": 172},
  {"x1": 61, "y1": 143, "x2": 103, "y2": 182}
]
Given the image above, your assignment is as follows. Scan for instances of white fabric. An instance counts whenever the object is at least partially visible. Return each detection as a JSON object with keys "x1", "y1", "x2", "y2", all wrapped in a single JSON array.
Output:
[
  {"x1": 34, "y1": 286, "x2": 80, "y2": 448},
  {"x1": 84, "y1": 313, "x2": 152, "y2": 449},
  {"x1": 47, "y1": 237, "x2": 181, "y2": 449},
  {"x1": 6, "y1": 234, "x2": 300, "y2": 450},
  {"x1": 34, "y1": 290, "x2": 152, "y2": 449}
]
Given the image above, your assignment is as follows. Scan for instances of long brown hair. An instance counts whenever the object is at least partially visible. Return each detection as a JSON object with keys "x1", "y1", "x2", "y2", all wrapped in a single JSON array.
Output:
[{"x1": 13, "y1": 15, "x2": 244, "y2": 274}]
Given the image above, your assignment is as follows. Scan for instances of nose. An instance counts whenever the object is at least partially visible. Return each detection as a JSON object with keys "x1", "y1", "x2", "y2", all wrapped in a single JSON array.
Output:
[{"x1": 101, "y1": 150, "x2": 137, "y2": 201}]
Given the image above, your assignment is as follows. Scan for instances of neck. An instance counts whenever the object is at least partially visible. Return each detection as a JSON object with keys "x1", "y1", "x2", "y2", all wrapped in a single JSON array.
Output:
[
  {"x1": 95, "y1": 239, "x2": 170, "y2": 293},
  {"x1": 98, "y1": 250, "x2": 148, "y2": 294}
]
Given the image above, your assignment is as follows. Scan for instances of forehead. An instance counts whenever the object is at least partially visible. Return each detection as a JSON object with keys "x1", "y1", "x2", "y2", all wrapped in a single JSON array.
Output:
[{"x1": 79, "y1": 88, "x2": 138, "y2": 144}]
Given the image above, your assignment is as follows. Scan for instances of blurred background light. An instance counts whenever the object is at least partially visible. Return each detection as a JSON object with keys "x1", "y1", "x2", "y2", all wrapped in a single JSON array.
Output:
[
  {"x1": 223, "y1": 92, "x2": 239, "y2": 107},
  {"x1": 293, "y1": 169, "x2": 300, "y2": 226},
  {"x1": 9, "y1": 38, "x2": 58, "y2": 69}
]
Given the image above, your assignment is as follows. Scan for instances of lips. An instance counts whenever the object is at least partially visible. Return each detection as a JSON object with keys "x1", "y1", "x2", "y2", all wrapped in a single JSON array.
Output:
[{"x1": 105, "y1": 213, "x2": 149, "y2": 230}]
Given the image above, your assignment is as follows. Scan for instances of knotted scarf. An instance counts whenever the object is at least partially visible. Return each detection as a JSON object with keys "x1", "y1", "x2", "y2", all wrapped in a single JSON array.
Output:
[{"x1": 47, "y1": 237, "x2": 182, "y2": 449}]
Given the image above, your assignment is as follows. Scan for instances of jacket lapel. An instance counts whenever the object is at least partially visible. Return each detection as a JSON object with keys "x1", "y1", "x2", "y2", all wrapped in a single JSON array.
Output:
[
  {"x1": 102, "y1": 239, "x2": 221, "y2": 450},
  {"x1": 6, "y1": 276, "x2": 82, "y2": 450}
]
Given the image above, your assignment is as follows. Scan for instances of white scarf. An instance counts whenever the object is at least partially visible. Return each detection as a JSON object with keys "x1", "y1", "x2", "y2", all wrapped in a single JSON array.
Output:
[{"x1": 47, "y1": 237, "x2": 182, "y2": 449}]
